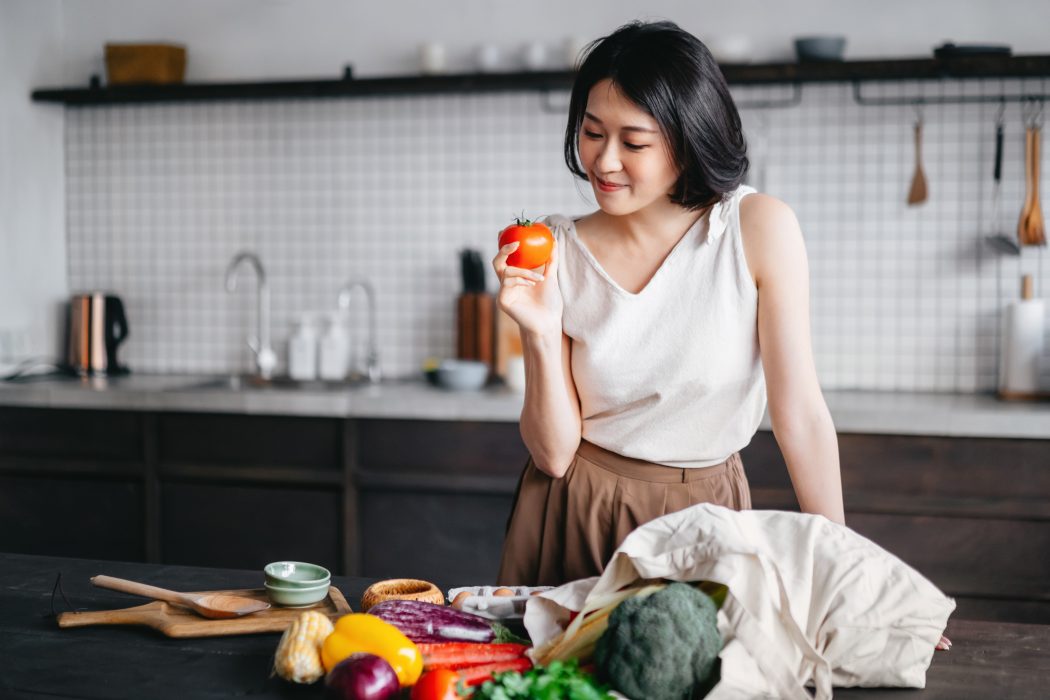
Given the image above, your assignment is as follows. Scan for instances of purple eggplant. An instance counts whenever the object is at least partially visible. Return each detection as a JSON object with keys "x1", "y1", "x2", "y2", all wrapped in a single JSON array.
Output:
[
  {"x1": 324, "y1": 653, "x2": 399, "y2": 700},
  {"x1": 366, "y1": 599, "x2": 528, "y2": 644}
]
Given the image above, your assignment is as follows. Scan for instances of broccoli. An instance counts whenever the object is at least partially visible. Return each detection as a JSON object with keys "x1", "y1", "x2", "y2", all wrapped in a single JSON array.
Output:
[{"x1": 593, "y1": 582, "x2": 722, "y2": 700}]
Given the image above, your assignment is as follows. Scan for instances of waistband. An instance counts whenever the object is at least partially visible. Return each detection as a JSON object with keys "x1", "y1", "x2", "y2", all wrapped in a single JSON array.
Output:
[{"x1": 575, "y1": 439, "x2": 741, "y2": 484}]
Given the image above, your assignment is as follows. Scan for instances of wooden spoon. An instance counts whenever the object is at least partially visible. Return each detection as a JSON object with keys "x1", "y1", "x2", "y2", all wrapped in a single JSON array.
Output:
[
  {"x1": 1018, "y1": 125, "x2": 1046, "y2": 246},
  {"x1": 91, "y1": 575, "x2": 271, "y2": 619},
  {"x1": 907, "y1": 119, "x2": 929, "y2": 205}
]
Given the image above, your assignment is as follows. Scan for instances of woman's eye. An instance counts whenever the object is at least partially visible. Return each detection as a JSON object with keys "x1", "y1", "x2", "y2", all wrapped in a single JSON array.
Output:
[
  {"x1": 623, "y1": 142, "x2": 648, "y2": 151},
  {"x1": 583, "y1": 130, "x2": 603, "y2": 139}
]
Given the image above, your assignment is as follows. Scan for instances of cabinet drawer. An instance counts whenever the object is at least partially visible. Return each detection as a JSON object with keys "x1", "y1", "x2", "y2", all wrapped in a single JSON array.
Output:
[
  {"x1": 848, "y1": 513, "x2": 1050, "y2": 602},
  {"x1": 359, "y1": 489, "x2": 514, "y2": 586},
  {"x1": 160, "y1": 481, "x2": 341, "y2": 572},
  {"x1": 838, "y1": 434, "x2": 1050, "y2": 501},
  {"x1": 158, "y1": 413, "x2": 342, "y2": 471},
  {"x1": 0, "y1": 407, "x2": 142, "y2": 462},
  {"x1": 357, "y1": 419, "x2": 527, "y2": 477},
  {"x1": 0, "y1": 474, "x2": 143, "y2": 560}
]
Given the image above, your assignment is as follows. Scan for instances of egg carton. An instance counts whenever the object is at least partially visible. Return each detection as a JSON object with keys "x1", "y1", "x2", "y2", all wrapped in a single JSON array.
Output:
[{"x1": 446, "y1": 585, "x2": 554, "y2": 620}]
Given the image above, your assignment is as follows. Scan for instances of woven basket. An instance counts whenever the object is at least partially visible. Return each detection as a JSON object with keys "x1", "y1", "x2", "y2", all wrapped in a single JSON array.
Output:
[
  {"x1": 360, "y1": 578, "x2": 444, "y2": 612},
  {"x1": 105, "y1": 43, "x2": 186, "y2": 85}
]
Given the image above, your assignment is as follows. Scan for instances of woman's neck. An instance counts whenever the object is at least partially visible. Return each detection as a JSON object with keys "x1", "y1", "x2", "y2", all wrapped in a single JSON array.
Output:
[{"x1": 596, "y1": 200, "x2": 712, "y2": 253}]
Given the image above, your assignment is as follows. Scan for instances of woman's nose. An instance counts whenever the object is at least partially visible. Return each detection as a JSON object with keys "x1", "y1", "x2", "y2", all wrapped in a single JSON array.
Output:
[{"x1": 595, "y1": 142, "x2": 622, "y2": 173}]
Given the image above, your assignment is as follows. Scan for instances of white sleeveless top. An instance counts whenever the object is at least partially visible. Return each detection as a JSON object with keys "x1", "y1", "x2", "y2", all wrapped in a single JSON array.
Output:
[{"x1": 548, "y1": 185, "x2": 766, "y2": 468}]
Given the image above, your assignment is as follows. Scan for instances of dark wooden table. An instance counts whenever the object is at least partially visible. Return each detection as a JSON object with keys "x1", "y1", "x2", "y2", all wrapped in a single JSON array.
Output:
[{"x1": 1, "y1": 553, "x2": 1047, "y2": 699}]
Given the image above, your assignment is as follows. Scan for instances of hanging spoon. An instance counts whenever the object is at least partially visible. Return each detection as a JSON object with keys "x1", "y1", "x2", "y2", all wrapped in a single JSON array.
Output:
[
  {"x1": 907, "y1": 115, "x2": 929, "y2": 205},
  {"x1": 1017, "y1": 106, "x2": 1046, "y2": 246},
  {"x1": 91, "y1": 575, "x2": 271, "y2": 619}
]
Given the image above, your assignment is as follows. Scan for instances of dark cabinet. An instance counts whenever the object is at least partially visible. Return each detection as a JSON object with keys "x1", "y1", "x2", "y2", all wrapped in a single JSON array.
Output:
[
  {"x1": 0, "y1": 474, "x2": 143, "y2": 561},
  {"x1": 160, "y1": 481, "x2": 341, "y2": 572},
  {"x1": 1, "y1": 404, "x2": 1047, "y2": 624},
  {"x1": 359, "y1": 489, "x2": 515, "y2": 585},
  {"x1": 741, "y1": 431, "x2": 1050, "y2": 624}
]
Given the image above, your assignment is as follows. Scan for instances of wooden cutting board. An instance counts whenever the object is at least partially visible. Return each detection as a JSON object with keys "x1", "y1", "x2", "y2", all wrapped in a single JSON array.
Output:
[{"x1": 56, "y1": 586, "x2": 351, "y2": 638}]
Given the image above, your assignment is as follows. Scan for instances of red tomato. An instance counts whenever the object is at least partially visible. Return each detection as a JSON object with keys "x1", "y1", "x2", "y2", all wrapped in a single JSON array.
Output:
[
  {"x1": 410, "y1": 669, "x2": 463, "y2": 700},
  {"x1": 498, "y1": 218, "x2": 554, "y2": 269}
]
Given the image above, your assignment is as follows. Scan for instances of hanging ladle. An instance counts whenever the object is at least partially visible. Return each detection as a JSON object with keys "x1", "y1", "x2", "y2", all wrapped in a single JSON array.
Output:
[
  {"x1": 1017, "y1": 99, "x2": 1046, "y2": 246},
  {"x1": 91, "y1": 575, "x2": 271, "y2": 619},
  {"x1": 907, "y1": 110, "x2": 929, "y2": 206}
]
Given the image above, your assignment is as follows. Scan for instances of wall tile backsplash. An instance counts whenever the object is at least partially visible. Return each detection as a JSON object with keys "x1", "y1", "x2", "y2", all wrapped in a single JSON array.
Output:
[{"x1": 67, "y1": 77, "x2": 1049, "y2": 392}]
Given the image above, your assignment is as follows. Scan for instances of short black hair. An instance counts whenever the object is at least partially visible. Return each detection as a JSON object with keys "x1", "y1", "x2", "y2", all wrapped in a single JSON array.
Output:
[{"x1": 564, "y1": 20, "x2": 749, "y2": 210}]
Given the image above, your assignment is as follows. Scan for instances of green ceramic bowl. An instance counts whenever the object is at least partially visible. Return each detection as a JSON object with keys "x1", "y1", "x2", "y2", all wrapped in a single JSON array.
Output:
[
  {"x1": 264, "y1": 561, "x2": 331, "y2": 589},
  {"x1": 264, "y1": 580, "x2": 330, "y2": 607}
]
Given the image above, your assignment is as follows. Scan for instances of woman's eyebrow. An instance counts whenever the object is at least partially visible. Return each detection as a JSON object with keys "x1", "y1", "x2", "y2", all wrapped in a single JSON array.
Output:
[{"x1": 583, "y1": 112, "x2": 658, "y2": 134}]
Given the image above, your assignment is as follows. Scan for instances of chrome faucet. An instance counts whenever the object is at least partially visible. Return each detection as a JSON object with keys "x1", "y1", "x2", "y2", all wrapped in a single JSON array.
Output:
[
  {"x1": 336, "y1": 279, "x2": 381, "y2": 383},
  {"x1": 225, "y1": 251, "x2": 277, "y2": 380}
]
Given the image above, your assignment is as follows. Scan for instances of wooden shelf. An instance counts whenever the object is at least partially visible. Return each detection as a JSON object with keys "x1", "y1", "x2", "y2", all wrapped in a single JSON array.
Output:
[{"x1": 31, "y1": 55, "x2": 1050, "y2": 106}]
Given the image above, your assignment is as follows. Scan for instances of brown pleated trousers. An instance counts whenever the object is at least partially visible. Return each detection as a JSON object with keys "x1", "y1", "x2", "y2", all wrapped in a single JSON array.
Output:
[{"x1": 496, "y1": 439, "x2": 751, "y2": 586}]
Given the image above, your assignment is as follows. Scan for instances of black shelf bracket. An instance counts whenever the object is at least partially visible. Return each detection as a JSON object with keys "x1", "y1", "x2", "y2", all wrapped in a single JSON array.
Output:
[
  {"x1": 851, "y1": 81, "x2": 1048, "y2": 110},
  {"x1": 734, "y1": 83, "x2": 804, "y2": 110}
]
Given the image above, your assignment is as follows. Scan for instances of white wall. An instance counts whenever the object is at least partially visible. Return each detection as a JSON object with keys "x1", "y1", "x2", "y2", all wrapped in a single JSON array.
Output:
[
  {"x1": 0, "y1": 0, "x2": 66, "y2": 369},
  {"x1": 55, "y1": 0, "x2": 1050, "y2": 83}
]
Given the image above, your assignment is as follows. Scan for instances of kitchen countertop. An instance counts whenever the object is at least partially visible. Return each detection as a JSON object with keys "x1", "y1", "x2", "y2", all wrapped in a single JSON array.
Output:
[
  {"x1": 0, "y1": 372, "x2": 1048, "y2": 439},
  {"x1": 2, "y1": 551, "x2": 1049, "y2": 699}
]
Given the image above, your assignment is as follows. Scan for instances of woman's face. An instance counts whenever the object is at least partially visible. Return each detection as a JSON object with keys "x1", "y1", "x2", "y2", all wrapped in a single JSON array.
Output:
[{"x1": 578, "y1": 79, "x2": 680, "y2": 217}]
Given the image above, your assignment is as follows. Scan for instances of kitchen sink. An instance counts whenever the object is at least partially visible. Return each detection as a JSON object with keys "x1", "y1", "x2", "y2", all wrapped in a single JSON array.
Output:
[{"x1": 178, "y1": 374, "x2": 370, "y2": 392}]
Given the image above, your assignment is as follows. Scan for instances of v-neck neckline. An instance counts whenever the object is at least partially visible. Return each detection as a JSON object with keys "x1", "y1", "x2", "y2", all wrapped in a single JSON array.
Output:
[{"x1": 569, "y1": 210, "x2": 712, "y2": 298}]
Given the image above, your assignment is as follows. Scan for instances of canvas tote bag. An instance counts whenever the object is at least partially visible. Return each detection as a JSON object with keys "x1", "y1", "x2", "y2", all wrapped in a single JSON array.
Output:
[{"x1": 524, "y1": 503, "x2": 955, "y2": 699}]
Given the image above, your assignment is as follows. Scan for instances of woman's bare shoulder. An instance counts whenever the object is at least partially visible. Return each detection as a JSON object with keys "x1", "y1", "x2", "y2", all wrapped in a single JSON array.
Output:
[
  {"x1": 568, "y1": 210, "x2": 605, "y2": 245},
  {"x1": 738, "y1": 193, "x2": 805, "y2": 287},
  {"x1": 739, "y1": 192, "x2": 798, "y2": 229}
]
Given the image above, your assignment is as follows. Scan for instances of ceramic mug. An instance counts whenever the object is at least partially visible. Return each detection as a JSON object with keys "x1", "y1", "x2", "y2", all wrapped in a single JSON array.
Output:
[{"x1": 420, "y1": 42, "x2": 447, "y2": 74}]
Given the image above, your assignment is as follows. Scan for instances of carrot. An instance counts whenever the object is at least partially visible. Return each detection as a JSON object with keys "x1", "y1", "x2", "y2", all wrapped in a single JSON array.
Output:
[
  {"x1": 418, "y1": 642, "x2": 530, "y2": 671},
  {"x1": 457, "y1": 657, "x2": 534, "y2": 686}
]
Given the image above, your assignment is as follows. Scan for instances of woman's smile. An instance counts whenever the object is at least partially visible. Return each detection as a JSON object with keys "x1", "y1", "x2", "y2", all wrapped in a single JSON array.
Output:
[{"x1": 594, "y1": 175, "x2": 627, "y2": 192}]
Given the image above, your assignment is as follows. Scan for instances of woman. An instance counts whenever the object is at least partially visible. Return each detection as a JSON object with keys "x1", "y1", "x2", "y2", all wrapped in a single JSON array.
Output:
[{"x1": 492, "y1": 20, "x2": 845, "y2": 588}]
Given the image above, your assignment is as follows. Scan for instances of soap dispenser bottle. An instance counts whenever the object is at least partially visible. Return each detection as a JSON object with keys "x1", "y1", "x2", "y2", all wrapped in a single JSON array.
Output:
[
  {"x1": 288, "y1": 314, "x2": 319, "y2": 381},
  {"x1": 319, "y1": 312, "x2": 351, "y2": 381}
]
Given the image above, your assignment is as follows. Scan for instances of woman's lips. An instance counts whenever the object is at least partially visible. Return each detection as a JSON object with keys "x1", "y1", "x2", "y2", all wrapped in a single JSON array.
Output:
[{"x1": 595, "y1": 176, "x2": 626, "y2": 193}]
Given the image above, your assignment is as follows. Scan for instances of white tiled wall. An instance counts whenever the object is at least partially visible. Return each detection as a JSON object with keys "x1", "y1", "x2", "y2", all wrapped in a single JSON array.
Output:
[{"x1": 66, "y1": 77, "x2": 1049, "y2": 392}]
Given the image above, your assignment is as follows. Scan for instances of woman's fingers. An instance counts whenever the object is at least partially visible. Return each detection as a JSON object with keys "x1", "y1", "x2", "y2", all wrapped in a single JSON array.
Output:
[
  {"x1": 492, "y1": 242, "x2": 520, "y2": 280},
  {"x1": 502, "y1": 277, "x2": 537, "y2": 290},
  {"x1": 935, "y1": 634, "x2": 952, "y2": 651}
]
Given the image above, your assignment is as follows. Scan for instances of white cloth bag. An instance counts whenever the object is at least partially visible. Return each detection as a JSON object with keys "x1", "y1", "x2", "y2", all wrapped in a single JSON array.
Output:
[{"x1": 524, "y1": 503, "x2": 955, "y2": 699}]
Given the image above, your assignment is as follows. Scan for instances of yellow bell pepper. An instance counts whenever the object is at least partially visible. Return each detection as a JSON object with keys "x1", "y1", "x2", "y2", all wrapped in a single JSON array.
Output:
[{"x1": 320, "y1": 613, "x2": 423, "y2": 686}]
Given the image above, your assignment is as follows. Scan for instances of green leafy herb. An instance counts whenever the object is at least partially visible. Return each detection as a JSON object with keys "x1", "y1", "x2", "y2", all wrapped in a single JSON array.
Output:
[{"x1": 469, "y1": 659, "x2": 613, "y2": 700}]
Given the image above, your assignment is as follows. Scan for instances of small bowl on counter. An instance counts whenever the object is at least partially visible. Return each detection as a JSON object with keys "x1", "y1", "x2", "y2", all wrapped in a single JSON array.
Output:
[
  {"x1": 264, "y1": 580, "x2": 330, "y2": 607},
  {"x1": 264, "y1": 561, "x2": 331, "y2": 588},
  {"x1": 424, "y1": 359, "x2": 490, "y2": 391}
]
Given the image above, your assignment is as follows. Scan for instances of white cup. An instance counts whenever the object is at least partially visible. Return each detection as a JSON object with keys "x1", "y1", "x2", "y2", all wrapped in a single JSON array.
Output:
[
  {"x1": 420, "y1": 42, "x2": 447, "y2": 75},
  {"x1": 476, "y1": 44, "x2": 501, "y2": 72},
  {"x1": 505, "y1": 355, "x2": 526, "y2": 393},
  {"x1": 565, "y1": 36, "x2": 589, "y2": 69},
  {"x1": 522, "y1": 42, "x2": 546, "y2": 71}
]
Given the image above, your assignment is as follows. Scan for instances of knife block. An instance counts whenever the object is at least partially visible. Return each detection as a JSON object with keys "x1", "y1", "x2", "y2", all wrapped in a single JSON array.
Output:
[{"x1": 457, "y1": 293, "x2": 495, "y2": 372}]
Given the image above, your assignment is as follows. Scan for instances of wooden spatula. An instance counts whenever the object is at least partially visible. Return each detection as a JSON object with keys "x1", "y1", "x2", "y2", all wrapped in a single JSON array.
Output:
[
  {"x1": 907, "y1": 118, "x2": 929, "y2": 206},
  {"x1": 91, "y1": 575, "x2": 271, "y2": 619},
  {"x1": 1018, "y1": 125, "x2": 1046, "y2": 246}
]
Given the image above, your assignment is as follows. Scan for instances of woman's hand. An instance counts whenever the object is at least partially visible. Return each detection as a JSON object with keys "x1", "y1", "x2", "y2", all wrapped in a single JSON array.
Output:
[
  {"x1": 936, "y1": 634, "x2": 952, "y2": 651},
  {"x1": 492, "y1": 238, "x2": 563, "y2": 338}
]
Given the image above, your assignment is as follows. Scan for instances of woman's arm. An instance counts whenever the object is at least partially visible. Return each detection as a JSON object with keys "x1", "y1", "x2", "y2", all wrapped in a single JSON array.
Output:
[
  {"x1": 740, "y1": 194, "x2": 845, "y2": 525},
  {"x1": 493, "y1": 238, "x2": 582, "y2": 478},
  {"x1": 519, "y1": 329, "x2": 582, "y2": 478}
]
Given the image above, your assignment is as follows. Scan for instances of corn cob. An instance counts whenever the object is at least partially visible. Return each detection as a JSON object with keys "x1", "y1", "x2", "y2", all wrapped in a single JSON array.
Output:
[{"x1": 273, "y1": 610, "x2": 335, "y2": 683}]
